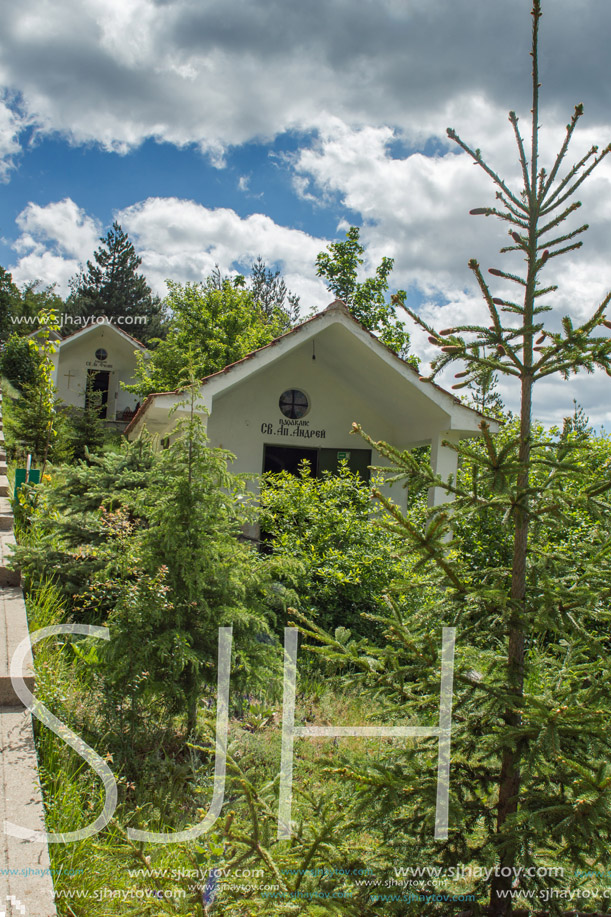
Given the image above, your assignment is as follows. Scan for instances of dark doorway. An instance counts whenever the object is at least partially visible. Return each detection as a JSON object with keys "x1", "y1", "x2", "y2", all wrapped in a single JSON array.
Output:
[
  {"x1": 318, "y1": 448, "x2": 372, "y2": 483},
  {"x1": 86, "y1": 370, "x2": 110, "y2": 419},
  {"x1": 263, "y1": 445, "x2": 318, "y2": 476}
]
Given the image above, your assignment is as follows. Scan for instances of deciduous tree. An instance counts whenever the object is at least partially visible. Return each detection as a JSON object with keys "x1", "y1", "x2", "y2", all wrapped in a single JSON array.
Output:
[{"x1": 316, "y1": 226, "x2": 413, "y2": 359}]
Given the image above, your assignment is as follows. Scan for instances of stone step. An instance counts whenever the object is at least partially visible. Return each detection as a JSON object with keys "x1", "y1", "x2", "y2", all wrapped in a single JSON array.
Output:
[
  {"x1": 0, "y1": 451, "x2": 6, "y2": 463},
  {"x1": 0, "y1": 497, "x2": 13, "y2": 532},
  {"x1": 0, "y1": 462, "x2": 8, "y2": 477},
  {"x1": 0, "y1": 587, "x2": 34, "y2": 706},
  {"x1": 0, "y1": 534, "x2": 19, "y2": 587},
  {"x1": 0, "y1": 474, "x2": 8, "y2": 497}
]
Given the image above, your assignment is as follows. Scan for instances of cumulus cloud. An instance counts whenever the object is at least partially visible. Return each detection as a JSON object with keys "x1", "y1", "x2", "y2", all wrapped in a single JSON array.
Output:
[
  {"x1": 293, "y1": 117, "x2": 611, "y2": 306},
  {"x1": 9, "y1": 196, "x2": 330, "y2": 306},
  {"x1": 0, "y1": 96, "x2": 25, "y2": 179},
  {"x1": 4, "y1": 0, "x2": 611, "y2": 426},
  {"x1": 117, "y1": 197, "x2": 330, "y2": 305},
  {"x1": 10, "y1": 199, "x2": 102, "y2": 290},
  {"x1": 1, "y1": 0, "x2": 611, "y2": 159},
  {"x1": 290, "y1": 117, "x2": 611, "y2": 425}
]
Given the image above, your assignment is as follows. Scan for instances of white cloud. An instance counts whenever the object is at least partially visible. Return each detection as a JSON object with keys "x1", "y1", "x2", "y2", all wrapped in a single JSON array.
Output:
[
  {"x1": 294, "y1": 116, "x2": 611, "y2": 302},
  {"x1": 1, "y1": 0, "x2": 611, "y2": 161},
  {"x1": 290, "y1": 118, "x2": 611, "y2": 425},
  {"x1": 15, "y1": 199, "x2": 101, "y2": 260},
  {"x1": 10, "y1": 250, "x2": 79, "y2": 294},
  {"x1": 9, "y1": 196, "x2": 331, "y2": 307},
  {"x1": 118, "y1": 197, "x2": 330, "y2": 306},
  {"x1": 0, "y1": 96, "x2": 25, "y2": 179},
  {"x1": 9, "y1": 199, "x2": 102, "y2": 291}
]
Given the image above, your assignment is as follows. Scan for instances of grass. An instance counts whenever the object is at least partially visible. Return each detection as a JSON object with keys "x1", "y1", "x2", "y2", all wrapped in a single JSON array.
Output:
[{"x1": 25, "y1": 582, "x2": 397, "y2": 917}]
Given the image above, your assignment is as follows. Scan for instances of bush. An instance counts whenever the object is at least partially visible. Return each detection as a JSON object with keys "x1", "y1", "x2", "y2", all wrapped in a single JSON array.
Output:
[
  {"x1": 259, "y1": 462, "x2": 415, "y2": 638},
  {"x1": 0, "y1": 334, "x2": 40, "y2": 390}
]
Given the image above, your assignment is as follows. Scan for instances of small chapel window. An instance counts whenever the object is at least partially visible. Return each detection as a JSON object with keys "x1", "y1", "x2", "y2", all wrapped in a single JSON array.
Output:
[
  {"x1": 279, "y1": 389, "x2": 309, "y2": 419},
  {"x1": 95, "y1": 348, "x2": 108, "y2": 361}
]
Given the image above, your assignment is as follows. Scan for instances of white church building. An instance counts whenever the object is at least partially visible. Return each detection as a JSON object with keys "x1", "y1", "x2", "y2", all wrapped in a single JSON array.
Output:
[
  {"x1": 125, "y1": 301, "x2": 496, "y2": 509},
  {"x1": 51, "y1": 320, "x2": 146, "y2": 423}
]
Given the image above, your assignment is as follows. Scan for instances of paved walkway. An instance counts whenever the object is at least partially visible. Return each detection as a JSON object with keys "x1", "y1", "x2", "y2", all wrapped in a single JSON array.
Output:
[{"x1": 0, "y1": 392, "x2": 57, "y2": 917}]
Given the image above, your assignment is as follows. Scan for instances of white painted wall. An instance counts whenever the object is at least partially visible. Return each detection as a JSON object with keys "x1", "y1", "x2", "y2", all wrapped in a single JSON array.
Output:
[{"x1": 206, "y1": 338, "x2": 407, "y2": 510}]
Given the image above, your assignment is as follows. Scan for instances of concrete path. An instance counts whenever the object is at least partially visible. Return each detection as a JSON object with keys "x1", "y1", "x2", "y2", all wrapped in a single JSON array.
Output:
[{"x1": 0, "y1": 393, "x2": 57, "y2": 916}]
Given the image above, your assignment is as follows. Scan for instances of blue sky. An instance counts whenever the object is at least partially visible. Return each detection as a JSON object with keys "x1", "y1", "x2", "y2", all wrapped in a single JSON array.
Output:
[
  {"x1": 2, "y1": 0, "x2": 611, "y2": 426},
  {"x1": 0, "y1": 130, "x2": 344, "y2": 262}
]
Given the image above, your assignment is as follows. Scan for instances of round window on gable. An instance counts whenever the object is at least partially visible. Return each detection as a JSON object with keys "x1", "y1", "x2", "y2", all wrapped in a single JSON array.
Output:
[
  {"x1": 95, "y1": 348, "x2": 108, "y2": 361},
  {"x1": 279, "y1": 389, "x2": 309, "y2": 419}
]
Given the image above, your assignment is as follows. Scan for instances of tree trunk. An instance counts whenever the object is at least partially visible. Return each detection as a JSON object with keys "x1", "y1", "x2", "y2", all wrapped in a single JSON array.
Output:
[{"x1": 489, "y1": 374, "x2": 532, "y2": 915}]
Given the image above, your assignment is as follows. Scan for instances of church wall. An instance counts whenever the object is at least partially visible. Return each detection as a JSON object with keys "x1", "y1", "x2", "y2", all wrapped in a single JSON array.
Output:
[
  {"x1": 54, "y1": 327, "x2": 142, "y2": 420},
  {"x1": 205, "y1": 341, "x2": 408, "y2": 511}
]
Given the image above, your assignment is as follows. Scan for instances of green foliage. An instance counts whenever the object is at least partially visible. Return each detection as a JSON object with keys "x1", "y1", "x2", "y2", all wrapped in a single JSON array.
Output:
[
  {"x1": 11, "y1": 436, "x2": 157, "y2": 601},
  {"x1": 127, "y1": 275, "x2": 290, "y2": 397},
  {"x1": 243, "y1": 256, "x2": 300, "y2": 330},
  {"x1": 26, "y1": 581, "x2": 219, "y2": 916},
  {"x1": 0, "y1": 332, "x2": 40, "y2": 390},
  {"x1": 3, "y1": 310, "x2": 68, "y2": 467},
  {"x1": 0, "y1": 266, "x2": 20, "y2": 341},
  {"x1": 299, "y1": 3, "x2": 611, "y2": 912},
  {"x1": 289, "y1": 418, "x2": 611, "y2": 914},
  {"x1": 316, "y1": 226, "x2": 414, "y2": 360},
  {"x1": 0, "y1": 268, "x2": 65, "y2": 341},
  {"x1": 68, "y1": 222, "x2": 166, "y2": 342},
  {"x1": 259, "y1": 463, "x2": 415, "y2": 639},
  {"x1": 135, "y1": 387, "x2": 280, "y2": 731},
  {"x1": 62, "y1": 375, "x2": 106, "y2": 461},
  {"x1": 463, "y1": 346, "x2": 505, "y2": 417},
  {"x1": 15, "y1": 395, "x2": 281, "y2": 734}
]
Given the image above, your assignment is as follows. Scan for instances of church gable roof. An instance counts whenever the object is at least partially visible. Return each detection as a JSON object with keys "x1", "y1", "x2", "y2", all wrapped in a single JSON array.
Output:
[
  {"x1": 125, "y1": 300, "x2": 496, "y2": 438},
  {"x1": 57, "y1": 318, "x2": 148, "y2": 352}
]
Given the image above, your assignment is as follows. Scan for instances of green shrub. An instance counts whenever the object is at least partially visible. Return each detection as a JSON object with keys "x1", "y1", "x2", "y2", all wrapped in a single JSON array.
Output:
[
  {"x1": 259, "y1": 462, "x2": 415, "y2": 639},
  {"x1": 0, "y1": 333, "x2": 40, "y2": 390}
]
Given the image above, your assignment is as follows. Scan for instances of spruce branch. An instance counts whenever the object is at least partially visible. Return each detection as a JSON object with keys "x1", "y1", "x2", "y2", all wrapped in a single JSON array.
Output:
[
  {"x1": 469, "y1": 205, "x2": 528, "y2": 228},
  {"x1": 469, "y1": 260, "x2": 524, "y2": 373},
  {"x1": 537, "y1": 200, "x2": 582, "y2": 238},
  {"x1": 488, "y1": 268, "x2": 527, "y2": 287},
  {"x1": 543, "y1": 241, "x2": 583, "y2": 260},
  {"x1": 541, "y1": 143, "x2": 611, "y2": 215},
  {"x1": 533, "y1": 285, "x2": 557, "y2": 299},
  {"x1": 537, "y1": 224, "x2": 588, "y2": 250},
  {"x1": 539, "y1": 104, "x2": 585, "y2": 200},
  {"x1": 447, "y1": 127, "x2": 528, "y2": 213},
  {"x1": 508, "y1": 111, "x2": 532, "y2": 200},
  {"x1": 533, "y1": 291, "x2": 611, "y2": 377},
  {"x1": 373, "y1": 487, "x2": 466, "y2": 591},
  {"x1": 496, "y1": 193, "x2": 530, "y2": 227}
]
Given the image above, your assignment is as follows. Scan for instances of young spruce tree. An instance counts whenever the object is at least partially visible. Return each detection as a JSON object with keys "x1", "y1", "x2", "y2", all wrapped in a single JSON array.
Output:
[{"x1": 302, "y1": 3, "x2": 611, "y2": 915}]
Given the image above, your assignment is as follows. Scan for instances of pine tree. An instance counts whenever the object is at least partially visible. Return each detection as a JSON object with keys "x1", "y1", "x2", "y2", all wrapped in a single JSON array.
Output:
[
  {"x1": 301, "y1": 3, "x2": 611, "y2": 914},
  {"x1": 248, "y1": 255, "x2": 300, "y2": 329},
  {"x1": 411, "y1": 9, "x2": 611, "y2": 908},
  {"x1": 69, "y1": 222, "x2": 165, "y2": 342},
  {"x1": 136, "y1": 384, "x2": 278, "y2": 734}
]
